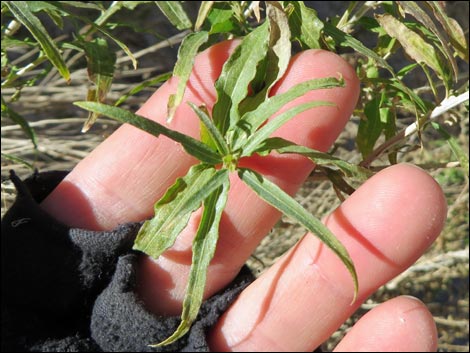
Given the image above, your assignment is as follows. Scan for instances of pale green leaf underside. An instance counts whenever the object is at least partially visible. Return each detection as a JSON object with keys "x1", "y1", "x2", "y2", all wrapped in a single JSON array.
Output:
[
  {"x1": 167, "y1": 31, "x2": 209, "y2": 121},
  {"x1": 5, "y1": 1, "x2": 70, "y2": 82},
  {"x1": 134, "y1": 165, "x2": 229, "y2": 259},
  {"x1": 238, "y1": 168, "x2": 358, "y2": 299},
  {"x1": 74, "y1": 102, "x2": 221, "y2": 165},
  {"x1": 153, "y1": 176, "x2": 230, "y2": 346}
]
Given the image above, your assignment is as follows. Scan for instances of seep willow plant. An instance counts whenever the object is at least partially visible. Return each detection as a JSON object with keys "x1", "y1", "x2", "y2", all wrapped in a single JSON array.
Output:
[
  {"x1": 4, "y1": 0, "x2": 468, "y2": 348},
  {"x1": 75, "y1": 2, "x2": 365, "y2": 346}
]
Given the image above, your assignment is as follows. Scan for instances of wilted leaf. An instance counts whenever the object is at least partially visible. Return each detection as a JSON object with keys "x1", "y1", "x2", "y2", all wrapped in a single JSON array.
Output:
[
  {"x1": 376, "y1": 14, "x2": 445, "y2": 79},
  {"x1": 75, "y1": 37, "x2": 116, "y2": 132},
  {"x1": 428, "y1": 1, "x2": 469, "y2": 62},
  {"x1": 398, "y1": 1, "x2": 458, "y2": 81}
]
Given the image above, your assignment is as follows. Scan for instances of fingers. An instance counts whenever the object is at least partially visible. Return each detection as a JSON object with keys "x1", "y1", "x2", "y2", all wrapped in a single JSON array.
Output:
[
  {"x1": 334, "y1": 296, "x2": 438, "y2": 352},
  {"x1": 40, "y1": 40, "x2": 240, "y2": 230},
  {"x1": 136, "y1": 49, "x2": 360, "y2": 314},
  {"x1": 208, "y1": 164, "x2": 446, "y2": 351}
]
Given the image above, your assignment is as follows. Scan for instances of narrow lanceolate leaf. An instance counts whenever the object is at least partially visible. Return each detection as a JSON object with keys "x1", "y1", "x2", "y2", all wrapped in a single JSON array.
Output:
[
  {"x1": 195, "y1": 1, "x2": 214, "y2": 31},
  {"x1": 212, "y1": 21, "x2": 270, "y2": 135},
  {"x1": 242, "y1": 101, "x2": 334, "y2": 157},
  {"x1": 5, "y1": 1, "x2": 70, "y2": 82},
  {"x1": 2, "y1": 97, "x2": 38, "y2": 149},
  {"x1": 238, "y1": 168, "x2": 358, "y2": 300},
  {"x1": 287, "y1": 1, "x2": 323, "y2": 49},
  {"x1": 323, "y1": 22, "x2": 394, "y2": 75},
  {"x1": 431, "y1": 122, "x2": 469, "y2": 176},
  {"x1": 231, "y1": 77, "x2": 343, "y2": 151},
  {"x1": 156, "y1": 1, "x2": 192, "y2": 30},
  {"x1": 134, "y1": 165, "x2": 228, "y2": 259},
  {"x1": 115, "y1": 72, "x2": 172, "y2": 107},
  {"x1": 74, "y1": 102, "x2": 221, "y2": 165},
  {"x1": 188, "y1": 102, "x2": 229, "y2": 155},
  {"x1": 153, "y1": 177, "x2": 230, "y2": 346},
  {"x1": 254, "y1": 137, "x2": 373, "y2": 182},
  {"x1": 167, "y1": 31, "x2": 209, "y2": 121},
  {"x1": 376, "y1": 14, "x2": 444, "y2": 79}
]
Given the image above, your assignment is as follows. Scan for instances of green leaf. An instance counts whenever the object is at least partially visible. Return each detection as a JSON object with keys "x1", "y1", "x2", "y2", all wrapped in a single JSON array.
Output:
[
  {"x1": 231, "y1": 77, "x2": 344, "y2": 150},
  {"x1": 242, "y1": 100, "x2": 334, "y2": 157},
  {"x1": 153, "y1": 176, "x2": 230, "y2": 346},
  {"x1": 188, "y1": 102, "x2": 229, "y2": 155},
  {"x1": 1, "y1": 152, "x2": 34, "y2": 170},
  {"x1": 155, "y1": 1, "x2": 192, "y2": 30},
  {"x1": 431, "y1": 122, "x2": 469, "y2": 176},
  {"x1": 357, "y1": 96, "x2": 383, "y2": 159},
  {"x1": 212, "y1": 21, "x2": 270, "y2": 135},
  {"x1": 254, "y1": 137, "x2": 373, "y2": 181},
  {"x1": 323, "y1": 22, "x2": 394, "y2": 75},
  {"x1": 167, "y1": 31, "x2": 209, "y2": 121},
  {"x1": 74, "y1": 102, "x2": 222, "y2": 165},
  {"x1": 195, "y1": 1, "x2": 214, "y2": 31},
  {"x1": 375, "y1": 14, "x2": 445, "y2": 79},
  {"x1": 4, "y1": 1, "x2": 70, "y2": 83},
  {"x1": 1, "y1": 97, "x2": 38, "y2": 149},
  {"x1": 287, "y1": 1, "x2": 323, "y2": 49},
  {"x1": 114, "y1": 72, "x2": 172, "y2": 107},
  {"x1": 199, "y1": 2, "x2": 239, "y2": 34},
  {"x1": 134, "y1": 165, "x2": 229, "y2": 259},
  {"x1": 238, "y1": 168, "x2": 358, "y2": 299}
]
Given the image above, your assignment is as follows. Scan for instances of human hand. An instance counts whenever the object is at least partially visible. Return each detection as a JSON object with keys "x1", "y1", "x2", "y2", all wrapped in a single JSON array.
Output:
[{"x1": 40, "y1": 41, "x2": 446, "y2": 351}]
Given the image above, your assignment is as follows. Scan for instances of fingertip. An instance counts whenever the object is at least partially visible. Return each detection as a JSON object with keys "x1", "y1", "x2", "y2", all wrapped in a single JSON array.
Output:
[{"x1": 334, "y1": 296, "x2": 438, "y2": 352}]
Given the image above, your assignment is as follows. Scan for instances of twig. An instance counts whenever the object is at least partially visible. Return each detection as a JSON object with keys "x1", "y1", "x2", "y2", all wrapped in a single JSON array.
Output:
[{"x1": 361, "y1": 91, "x2": 470, "y2": 167}]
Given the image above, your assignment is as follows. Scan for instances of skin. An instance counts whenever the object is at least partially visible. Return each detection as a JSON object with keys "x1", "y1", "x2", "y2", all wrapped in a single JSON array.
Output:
[{"x1": 40, "y1": 41, "x2": 446, "y2": 351}]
